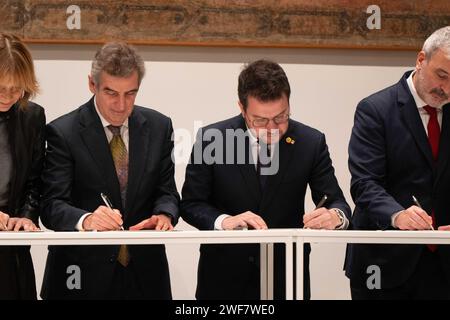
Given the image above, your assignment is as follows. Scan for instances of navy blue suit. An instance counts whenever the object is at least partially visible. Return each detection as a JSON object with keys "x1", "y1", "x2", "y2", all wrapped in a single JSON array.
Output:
[
  {"x1": 181, "y1": 115, "x2": 351, "y2": 299},
  {"x1": 346, "y1": 71, "x2": 450, "y2": 298}
]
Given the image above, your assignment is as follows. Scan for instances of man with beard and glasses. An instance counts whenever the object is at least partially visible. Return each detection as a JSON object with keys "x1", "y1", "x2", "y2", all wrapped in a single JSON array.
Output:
[{"x1": 346, "y1": 26, "x2": 450, "y2": 299}]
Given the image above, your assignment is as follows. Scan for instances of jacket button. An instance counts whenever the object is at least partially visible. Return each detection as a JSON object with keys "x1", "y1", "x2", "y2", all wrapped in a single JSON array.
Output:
[
  {"x1": 110, "y1": 256, "x2": 116, "y2": 263},
  {"x1": 248, "y1": 256, "x2": 255, "y2": 263}
]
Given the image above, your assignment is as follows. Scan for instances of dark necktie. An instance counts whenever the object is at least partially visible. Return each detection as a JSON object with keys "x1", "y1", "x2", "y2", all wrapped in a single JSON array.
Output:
[
  {"x1": 257, "y1": 141, "x2": 271, "y2": 189},
  {"x1": 107, "y1": 125, "x2": 130, "y2": 266},
  {"x1": 424, "y1": 105, "x2": 440, "y2": 252}
]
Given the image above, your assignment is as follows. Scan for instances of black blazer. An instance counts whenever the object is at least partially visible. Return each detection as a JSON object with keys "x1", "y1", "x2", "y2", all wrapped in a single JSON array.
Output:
[
  {"x1": 346, "y1": 71, "x2": 450, "y2": 289},
  {"x1": 181, "y1": 115, "x2": 350, "y2": 299},
  {"x1": 0, "y1": 102, "x2": 45, "y2": 300},
  {"x1": 40, "y1": 98, "x2": 179, "y2": 299}
]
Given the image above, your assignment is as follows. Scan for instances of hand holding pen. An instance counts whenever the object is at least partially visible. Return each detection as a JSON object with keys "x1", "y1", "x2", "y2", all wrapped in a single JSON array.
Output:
[
  {"x1": 412, "y1": 195, "x2": 434, "y2": 230},
  {"x1": 81, "y1": 194, "x2": 124, "y2": 231},
  {"x1": 393, "y1": 196, "x2": 434, "y2": 230},
  {"x1": 303, "y1": 194, "x2": 330, "y2": 229},
  {"x1": 100, "y1": 193, "x2": 124, "y2": 230}
]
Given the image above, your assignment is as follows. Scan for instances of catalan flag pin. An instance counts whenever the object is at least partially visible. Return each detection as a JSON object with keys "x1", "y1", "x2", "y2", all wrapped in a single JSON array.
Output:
[{"x1": 286, "y1": 137, "x2": 295, "y2": 144}]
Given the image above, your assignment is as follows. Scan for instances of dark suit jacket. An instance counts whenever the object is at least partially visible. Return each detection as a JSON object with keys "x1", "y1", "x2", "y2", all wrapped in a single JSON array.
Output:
[
  {"x1": 40, "y1": 98, "x2": 179, "y2": 299},
  {"x1": 346, "y1": 71, "x2": 450, "y2": 289},
  {"x1": 181, "y1": 115, "x2": 351, "y2": 299},
  {"x1": 0, "y1": 102, "x2": 45, "y2": 300}
]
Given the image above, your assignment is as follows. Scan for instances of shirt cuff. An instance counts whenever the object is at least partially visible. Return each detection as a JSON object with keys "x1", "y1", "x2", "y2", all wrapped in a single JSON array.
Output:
[
  {"x1": 332, "y1": 208, "x2": 349, "y2": 230},
  {"x1": 214, "y1": 214, "x2": 231, "y2": 230},
  {"x1": 75, "y1": 213, "x2": 92, "y2": 231},
  {"x1": 391, "y1": 210, "x2": 403, "y2": 228}
]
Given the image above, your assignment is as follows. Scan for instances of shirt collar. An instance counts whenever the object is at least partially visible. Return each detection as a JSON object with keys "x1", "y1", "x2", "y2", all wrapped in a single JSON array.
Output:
[
  {"x1": 94, "y1": 96, "x2": 129, "y2": 129},
  {"x1": 245, "y1": 122, "x2": 259, "y2": 145}
]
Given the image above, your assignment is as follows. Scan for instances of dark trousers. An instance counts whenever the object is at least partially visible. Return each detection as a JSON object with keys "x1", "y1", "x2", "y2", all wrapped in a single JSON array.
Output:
[
  {"x1": 351, "y1": 248, "x2": 450, "y2": 300},
  {"x1": 196, "y1": 243, "x2": 310, "y2": 300},
  {"x1": 107, "y1": 260, "x2": 145, "y2": 300},
  {"x1": 0, "y1": 247, "x2": 37, "y2": 300}
]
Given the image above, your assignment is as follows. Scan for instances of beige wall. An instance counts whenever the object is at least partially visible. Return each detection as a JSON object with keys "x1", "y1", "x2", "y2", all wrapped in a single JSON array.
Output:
[{"x1": 29, "y1": 44, "x2": 416, "y2": 299}]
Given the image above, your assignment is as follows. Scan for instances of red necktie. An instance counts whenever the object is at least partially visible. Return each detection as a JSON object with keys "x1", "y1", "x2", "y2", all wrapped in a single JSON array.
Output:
[
  {"x1": 423, "y1": 105, "x2": 440, "y2": 252},
  {"x1": 424, "y1": 106, "x2": 440, "y2": 161}
]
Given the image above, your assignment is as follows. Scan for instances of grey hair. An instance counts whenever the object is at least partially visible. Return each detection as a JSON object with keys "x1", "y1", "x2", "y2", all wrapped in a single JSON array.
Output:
[
  {"x1": 422, "y1": 26, "x2": 450, "y2": 59},
  {"x1": 91, "y1": 42, "x2": 145, "y2": 86}
]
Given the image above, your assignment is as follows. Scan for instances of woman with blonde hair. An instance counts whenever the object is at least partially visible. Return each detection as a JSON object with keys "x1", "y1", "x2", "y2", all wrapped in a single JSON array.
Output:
[{"x1": 0, "y1": 33, "x2": 45, "y2": 299}]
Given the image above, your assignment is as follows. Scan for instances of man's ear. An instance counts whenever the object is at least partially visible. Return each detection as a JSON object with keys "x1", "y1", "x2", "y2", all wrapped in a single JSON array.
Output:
[
  {"x1": 416, "y1": 51, "x2": 426, "y2": 71},
  {"x1": 88, "y1": 75, "x2": 96, "y2": 94},
  {"x1": 238, "y1": 101, "x2": 245, "y2": 116}
]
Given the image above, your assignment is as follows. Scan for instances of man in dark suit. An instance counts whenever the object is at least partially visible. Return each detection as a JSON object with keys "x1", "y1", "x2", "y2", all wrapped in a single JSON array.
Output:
[
  {"x1": 40, "y1": 42, "x2": 179, "y2": 299},
  {"x1": 346, "y1": 26, "x2": 450, "y2": 299},
  {"x1": 181, "y1": 59, "x2": 351, "y2": 299}
]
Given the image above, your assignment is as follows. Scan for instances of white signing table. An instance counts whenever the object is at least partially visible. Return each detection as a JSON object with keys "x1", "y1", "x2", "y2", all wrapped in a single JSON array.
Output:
[
  {"x1": 295, "y1": 229, "x2": 450, "y2": 300},
  {"x1": 0, "y1": 229, "x2": 297, "y2": 300},
  {"x1": 2, "y1": 229, "x2": 450, "y2": 300}
]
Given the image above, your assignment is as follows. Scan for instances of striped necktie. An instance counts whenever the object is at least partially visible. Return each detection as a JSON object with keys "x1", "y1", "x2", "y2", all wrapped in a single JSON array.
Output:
[{"x1": 108, "y1": 125, "x2": 130, "y2": 266}]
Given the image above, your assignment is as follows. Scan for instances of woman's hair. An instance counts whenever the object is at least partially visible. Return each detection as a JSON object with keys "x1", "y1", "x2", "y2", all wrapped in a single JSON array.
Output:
[{"x1": 0, "y1": 33, "x2": 39, "y2": 107}]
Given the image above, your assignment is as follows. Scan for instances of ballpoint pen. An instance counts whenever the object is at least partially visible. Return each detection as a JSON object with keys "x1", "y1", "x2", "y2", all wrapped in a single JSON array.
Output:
[
  {"x1": 100, "y1": 193, "x2": 124, "y2": 230},
  {"x1": 315, "y1": 195, "x2": 328, "y2": 209},
  {"x1": 412, "y1": 195, "x2": 434, "y2": 230}
]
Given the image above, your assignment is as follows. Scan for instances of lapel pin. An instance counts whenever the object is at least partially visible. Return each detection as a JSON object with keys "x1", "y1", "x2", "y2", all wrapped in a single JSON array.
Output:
[{"x1": 286, "y1": 137, "x2": 295, "y2": 144}]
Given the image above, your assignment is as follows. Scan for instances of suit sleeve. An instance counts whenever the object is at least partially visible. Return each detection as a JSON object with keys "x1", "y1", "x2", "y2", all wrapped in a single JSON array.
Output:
[
  {"x1": 40, "y1": 123, "x2": 88, "y2": 230},
  {"x1": 309, "y1": 132, "x2": 352, "y2": 222},
  {"x1": 348, "y1": 99, "x2": 404, "y2": 229},
  {"x1": 180, "y1": 129, "x2": 225, "y2": 230},
  {"x1": 19, "y1": 108, "x2": 46, "y2": 225},
  {"x1": 151, "y1": 119, "x2": 180, "y2": 224}
]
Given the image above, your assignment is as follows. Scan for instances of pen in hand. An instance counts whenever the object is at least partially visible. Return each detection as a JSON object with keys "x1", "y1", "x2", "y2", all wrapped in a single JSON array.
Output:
[
  {"x1": 412, "y1": 195, "x2": 434, "y2": 230},
  {"x1": 303, "y1": 194, "x2": 328, "y2": 230},
  {"x1": 315, "y1": 195, "x2": 328, "y2": 209},
  {"x1": 100, "y1": 193, "x2": 124, "y2": 230}
]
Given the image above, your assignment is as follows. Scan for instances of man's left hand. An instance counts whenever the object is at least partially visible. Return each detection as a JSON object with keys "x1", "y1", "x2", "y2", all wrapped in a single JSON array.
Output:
[
  {"x1": 130, "y1": 214, "x2": 173, "y2": 231},
  {"x1": 6, "y1": 217, "x2": 40, "y2": 231}
]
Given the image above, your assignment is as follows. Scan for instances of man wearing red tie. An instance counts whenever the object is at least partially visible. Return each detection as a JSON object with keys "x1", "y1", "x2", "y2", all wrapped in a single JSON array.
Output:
[{"x1": 346, "y1": 26, "x2": 450, "y2": 299}]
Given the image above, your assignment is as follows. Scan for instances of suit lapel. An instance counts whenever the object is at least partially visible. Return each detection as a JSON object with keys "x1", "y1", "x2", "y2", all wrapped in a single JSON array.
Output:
[
  {"x1": 125, "y1": 108, "x2": 150, "y2": 213},
  {"x1": 435, "y1": 103, "x2": 450, "y2": 186},
  {"x1": 398, "y1": 78, "x2": 434, "y2": 170},
  {"x1": 260, "y1": 125, "x2": 296, "y2": 209},
  {"x1": 79, "y1": 99, "x2": 123, "y2": 211}
]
